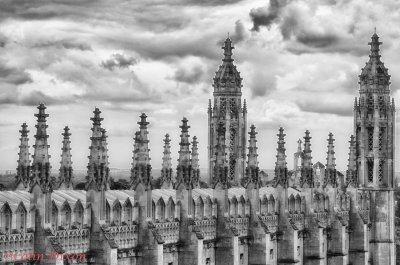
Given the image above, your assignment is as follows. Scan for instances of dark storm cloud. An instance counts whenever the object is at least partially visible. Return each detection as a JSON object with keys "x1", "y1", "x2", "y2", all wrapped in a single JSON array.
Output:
[
  {"x1": 231, "y1": 20, "x2": 247, "y2": 44},
  {"x1": 0, "y1": 63, "x2": 32, "y2": 85},
  {"x1": 250, "y1": 0, "x2": 290, "y2": 31},
  {"x1": 171, "y1": 65, "x2": 204, "y2": 84},
  {"x1": 101, "y1": 54, "x2": 138, "y2": 71}
]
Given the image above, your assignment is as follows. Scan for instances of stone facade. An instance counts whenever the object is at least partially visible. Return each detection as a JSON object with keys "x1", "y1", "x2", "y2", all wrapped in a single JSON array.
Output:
[{"x1": 0, "y1": 33, "x2": 395, "y2": 265}]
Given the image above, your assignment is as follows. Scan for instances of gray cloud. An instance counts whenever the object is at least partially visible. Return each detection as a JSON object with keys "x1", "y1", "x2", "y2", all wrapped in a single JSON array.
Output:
[
  {"x1": 250, "y1": 0, "x2": 290, "y2": 31},
  {"x1": 295, "y1": 99, "x2": 353, "y2": 117},
  {"x1": 171, "y1": 65, "x2": 204, "y2": 84},
  {"x1": 0, "y1": 90, "x2": 76, "y2": 106},
  {"x1": 31, "y1": 39, "x2": 92, "y2": 51},
  {"x1": 101, "y1": 54, "x2": 138, "y2": 71},
  {"x1": 0, "y1": 63, "x2": 32, "y2": 85}
]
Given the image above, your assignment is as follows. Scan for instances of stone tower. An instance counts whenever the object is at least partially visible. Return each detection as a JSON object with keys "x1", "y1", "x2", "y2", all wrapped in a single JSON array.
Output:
[
  {"x1": 353, "y1": 32, "x2": 396, "y2": 264},
  {"x1": 15, "y1": 123, "x2": 30, "y2": 190},
  {"x1": 59, "y1": 126, "x2": 73, "y2": 189},
  {"x1": 208, "y1": 37, "x2": 247, "y2": 187}
]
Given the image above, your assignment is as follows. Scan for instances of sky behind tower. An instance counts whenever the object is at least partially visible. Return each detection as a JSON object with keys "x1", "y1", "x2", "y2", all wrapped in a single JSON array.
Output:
[{"x1": 0, "y1": 0, "x2": 400, "y2": 173}]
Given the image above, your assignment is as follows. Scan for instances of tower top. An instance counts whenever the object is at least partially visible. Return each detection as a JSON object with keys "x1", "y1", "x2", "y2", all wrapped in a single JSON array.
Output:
[
  {"x1": 213, "y1": 36, "x2": 242, "y2": 94},
  {"x1": 359, "y1": 32, "x2": 390, "y2": 87}
]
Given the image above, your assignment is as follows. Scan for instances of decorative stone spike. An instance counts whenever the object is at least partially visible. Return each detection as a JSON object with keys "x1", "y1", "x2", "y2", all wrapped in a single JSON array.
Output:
[
  {"x1": 86, "y1": 108, "x2": 110, "y2": 191},
  {"x1": 346, "y1": 135, "x2": 357, "y2": 187},
  {"x1": 324, "y1": 132, "x2": 337, "y2": 187},
  {"x1": 175, "y1": 117, "x2": 192, "y2": 189},
  {"x1": 130, "y1": 114, "x2": 152, "y2": 190},
  {"x1": 30, "y1": 103, "x2": 52, "y2": 193},
  {"x1": 191, "y1": 136, "x2": 200, "y2": 188},
  {"x1": 274, "y1": 127, "x2": 288, "y2": 188},
  {"x1": 160, "y1": 134, "x2": 173, "y2": 189},
  {"x1": 212, "y1": 122, "x2": 229, "y2": 188},
  {"x1": 15, "y1": 123, "x2": 30, "y2": 190},
  {"x1": 243, "y1": 125, "x2": 261, "y2": 188},
  {"x1": 59, "y1": 126, "x2": 73, "y2": 189},
  {"x1": 300, "y1": 130, "x2": 313, "y2": 188}
]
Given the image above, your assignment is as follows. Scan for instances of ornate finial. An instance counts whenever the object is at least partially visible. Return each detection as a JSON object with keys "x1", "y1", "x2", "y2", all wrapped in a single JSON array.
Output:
[
  {"x1": 325, "y1": 132, "x2": 337, "y2": 187},
  {"x1": 274, "y1": 127, "x2": 288, "y2": 187},
  {"x1": 297, "y1": 138, "x2": 302, "y2": 152},
  {"x1": 222, "y1": 36, "x2": 234, "y2": 62},
  {"x1": 300, "y1": 130, "x2": 313, "y2": 187},
  {"x1": 139, "y1": 113, "x2": 149, "y2": 128},
  {"x1": 59, "y1": 126, "x2": 73, "y2": 189},
  {"x1": 369, "y1": 30, "x2": 382, "y2": 58},
  {"x1": 31, "y1": 103, "x2": 52, "y2": 193},
  {"x1": 346, "y1": 135, "x2": 357, "y2": 187},
  {"x1": 180, "y1": 117, "x2": 190, "y2": 133},
  {"x1": 91, "y1": 107, "x2": 103, "y2": 126},
  {"x1": 247, "y1": 125, "x2": 258, "y2": 167},
  {"x1": 161, "y1": 133, "x2": 173, "y2": 189},
  {"x1": 16, "y1": 123, "x2": 31, "y2": 190}
]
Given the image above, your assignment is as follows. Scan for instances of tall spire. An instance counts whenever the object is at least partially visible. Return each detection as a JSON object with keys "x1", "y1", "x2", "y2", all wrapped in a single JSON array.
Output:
[
  {"x1": 324, "y1": 132, "x2": 337, "y2": 187},
  {"x1": 30, "y1": 103, "x2": 52, "y2": 193},
  {"x1": 160, "y1": 134, "x2": 173, "y2": 189},
  {"x1": 243, "y1": 125, "x2": 261, "y2": 188},
  {"x1": 274, "y1": 127, "x2": 288, "y2": 187},
  {"x1": 59, "y1": 126, "x2": 73, "y2": 189},
  {"x1": 86, "y1": 108, "x2": 110, "y2": 191},
  {"x1": 131, "y1": 113, "x2": 152, "y2": 190},
  {"x1": 15, "y1": 123, "x2": 30, "y2": 190},
  {"x1": 212, "y1": 122, "x2": 229, "y2": 188},
  {"x1": 175, "y1": 117, "x2": 192, "y2": 189},
  {"x1": 346, "y1": 135, "x2": 357, "y2": 187},
  {"x1": 300, "y1": 130, "x2": 313, "y2": 188},
  {"x1": 191, "y1": 136, "x2": 200, "y2": 188}
]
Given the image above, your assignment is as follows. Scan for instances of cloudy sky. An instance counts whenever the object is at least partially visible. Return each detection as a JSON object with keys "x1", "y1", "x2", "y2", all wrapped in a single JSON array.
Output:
[{"x1": 1, "y1": 0, "x2": 400, "y2": 174}]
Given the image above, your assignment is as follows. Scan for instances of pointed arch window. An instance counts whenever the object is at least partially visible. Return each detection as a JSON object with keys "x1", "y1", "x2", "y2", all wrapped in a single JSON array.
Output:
[
  {"x1": 1, "y1": 204, "x2": 12, "y2": 233},
  {"x1": 124, "y1": 201, "x2": 132, "y2": 224},
  {"x1": 74, "y1": 202, "x2": 84, "y2": 227},
  {"x1": 61, "y1": 203, "x2": 71, "y2": 228},
  {"x1": 367, "y1": 127, "x2": 374, "y2": 151},
  {"x1": 367, "y1": 160, "x2": 374, "y2": 183},
  {"x1": 156, "y1": 199, "x2": 166, "y2": 221},
  {"x1": 112, "y1": 202, "x2": 122, "y2": 225},
  {"x1": 105, "y1": 201, "x2": 111, "y2": 224},
  {"x1": 51, "y1": 202, "x2": 59, "y2": 229},
  {"x1": 16, "y1": 204, "x2": 27, "y2": 232}
]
